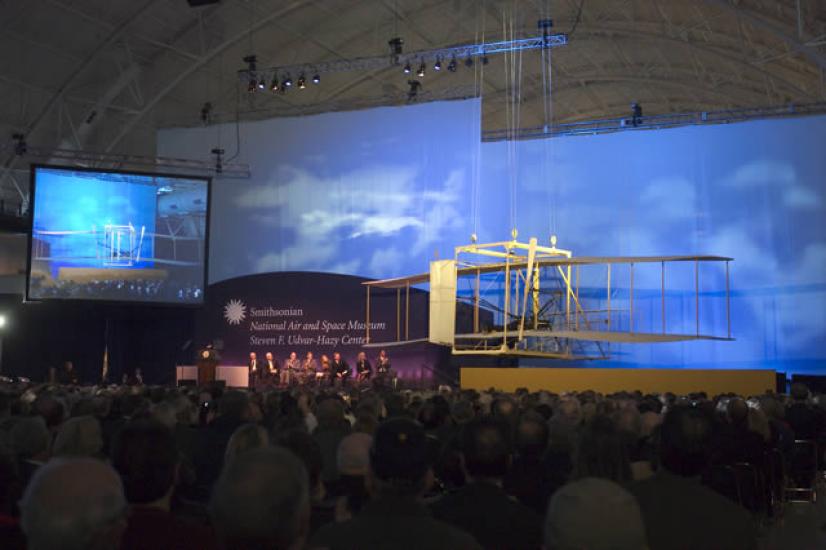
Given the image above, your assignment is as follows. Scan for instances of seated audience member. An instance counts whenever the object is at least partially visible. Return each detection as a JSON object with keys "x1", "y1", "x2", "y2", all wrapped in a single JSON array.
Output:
[
  {"x1": 431, "y1": 416, "x2": 542, "y2": 549},
  {"x1": 225, "y1": 423, "x2": 270, "y2": 465},
  {"x1": 111, "y1": 418, "x2": 216, "y2": 550},
  {"x1": 503, "y1": 414, "x2": 554, "y2": 513},
  {"x1": 332, "y1": 432, "x2": 373, "y2": 521},
  {"x1": 278, "y1": 429, "x2": 333, "y2": 536},
  {"x1": 10, "y1": 416, "x2": 51, "y2": 488},
  {"x1": 314, "y1": 398, "x2": 353, "y2": 484},
  {"x1": 711, "y1": 398, "x2": 767, "y2": 467},
  {"x1": 52, "y1": 415, "x2": 103, "y2": 458},
  {"x1": 785, "y1": 383, "x2": 823, "y2": 440},
  {"x1": 194, "y1": 390, "x2": 250, "y2": 489},
  {"x1": 0, "y1": 442, "x2": 25, "y2": 549},
  {"x1": 210, "y1": 447, "x2": 310, "y2": 550},
  {"x1": 574, "y1": 414, "x2": 632, "y2": 483},
  {"x1": 19, "y1": 458, "x2": 128, "y2": 550},
  {"x1": 628, "y1": 405, "x2": 756, "y2": 550},
  {"x1": 545, "y1": 477, "x2": 647, "y2": 550},
  {"x1": 311, "y1": 418, "x2": 480, "y2": 550}
]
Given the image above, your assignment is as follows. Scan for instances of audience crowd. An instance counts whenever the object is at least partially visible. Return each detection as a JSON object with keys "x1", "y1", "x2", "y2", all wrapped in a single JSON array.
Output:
[{"x1": 0, "y1": 378, "x2": 824, "y2": 549}]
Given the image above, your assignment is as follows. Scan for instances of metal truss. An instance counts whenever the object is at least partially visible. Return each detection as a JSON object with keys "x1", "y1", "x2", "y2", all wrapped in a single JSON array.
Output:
[
  {"x1": 238, "y1": 33, "x2": 568, "y2": 83},
  {"x1": 482, "y1": 101, "x2": 826, "y2": 142},
  {"x1": 0, "y1": 145, "x2": 250, "y2": 179}
]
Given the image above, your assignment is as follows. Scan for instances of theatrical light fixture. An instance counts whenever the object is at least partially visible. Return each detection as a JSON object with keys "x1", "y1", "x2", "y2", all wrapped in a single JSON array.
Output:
[
  {"x1": 0, "y1": 315, "x2": 7, "y2": 329},
  {"x1": 283, "y1": 74, "x2": 293, "y2": 87},
  {"x1": 403, "y1": 62, "x2": 411, "y2": 74},
  {"x1": 434, "y1": 58, "x2": 442, "y2": 71},
  {"x1": 247, "y1": 78, "x2": 256, "y2": 93},
  {"x1": 297, "y1": 74, "x2": 306, "y2": 89},
  {"x1": 270, "y1": 76, "x2": 279, "y2": 92},
  {"x1": 447, "y1": 57, "x2": 458, "y2": 72},
  {"x1": 417, "y1": 62, "x2": 426, "y2": 77},
  {"x1": 279, "y1": 83, "x2": 288, "y2": 93},
  {"x1": 388, "y1": 37, "x2": 404, "y2": 56},
  {"x1": 257, "y1": 78, "x2": 266, "y2": 90},
  {"x1": 464, "y1": 57, "x2": 474, "y2": 67},
  {"x1": 312, "y1": 73, "x2": 320, "y2": 84},
  {"x1": 482, "y1": 55, "x2": 489, "y2": 65}
]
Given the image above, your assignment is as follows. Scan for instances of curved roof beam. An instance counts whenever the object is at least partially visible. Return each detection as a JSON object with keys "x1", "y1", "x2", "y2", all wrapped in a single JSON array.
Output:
[
  {"x1": 702, "y1": 0, "x2": 826, "y2": 71},
  {"x1": 105, "y1": 0, "x2": 315, "y2": 153}
]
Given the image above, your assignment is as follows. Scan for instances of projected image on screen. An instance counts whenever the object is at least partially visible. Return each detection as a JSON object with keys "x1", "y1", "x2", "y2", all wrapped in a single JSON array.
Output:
[{"x1": 28, "y1": 166, "x2": 209, "y2": 304}]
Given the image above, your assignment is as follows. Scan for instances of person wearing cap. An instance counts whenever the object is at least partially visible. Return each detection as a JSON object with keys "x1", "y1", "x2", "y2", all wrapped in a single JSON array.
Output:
[{"x1": 310, "y1": 418, "x2": 480, "y2": 550}]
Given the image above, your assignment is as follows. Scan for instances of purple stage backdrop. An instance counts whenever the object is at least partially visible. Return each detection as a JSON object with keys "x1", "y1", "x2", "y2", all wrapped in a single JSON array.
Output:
[{"x1": 198, "y1": 271, "x2": 453, "y2": 384}]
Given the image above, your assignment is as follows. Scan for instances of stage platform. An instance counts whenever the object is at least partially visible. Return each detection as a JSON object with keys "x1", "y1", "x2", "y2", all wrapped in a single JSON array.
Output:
[{"x1": 460, "y1": 367, "x2": 776, "y2": 396}]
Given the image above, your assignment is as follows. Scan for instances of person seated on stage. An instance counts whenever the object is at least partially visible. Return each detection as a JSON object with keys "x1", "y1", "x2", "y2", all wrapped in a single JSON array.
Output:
[
  {"x1": 320, "y1": 355, "x2": 332, "y2": 385},
  {"x1": 282, "y1": 352, "x2": 300, "y2": 387},
  {"x1": 302, "y1": 352, "x2": 319, "y2": 384},
  {"x1": 331, "y1": 352, "x2": 350, "y2": 387},
  {"x1": 355, "y1": 352, "x2": 372, "y2": 384},
  {"x1": 210, "y1": 447, "x2": 310, "y2": 550},
  {"x1": 247, "y1": 352, "x2": 260, "y2": 388},
  {"x1": 374, "y1": 350, "x2": 391, "y2": 388},
  {"x1": 57, "y1": 361, "x2": 79, "y2": 386},
  {"x1": 265, "y1": 352, "x2": 279, "y2": 381}
]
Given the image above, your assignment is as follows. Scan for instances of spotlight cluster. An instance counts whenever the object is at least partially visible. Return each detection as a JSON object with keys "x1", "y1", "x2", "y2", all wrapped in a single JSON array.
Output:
[{"x1": 245, "y1": 55, "x2": 320, "y2": 95}]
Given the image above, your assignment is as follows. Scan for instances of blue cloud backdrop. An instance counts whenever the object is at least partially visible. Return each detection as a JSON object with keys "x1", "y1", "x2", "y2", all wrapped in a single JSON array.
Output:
[{"x1": 157, "y1": 100, "x2": 826, "y2": 373}]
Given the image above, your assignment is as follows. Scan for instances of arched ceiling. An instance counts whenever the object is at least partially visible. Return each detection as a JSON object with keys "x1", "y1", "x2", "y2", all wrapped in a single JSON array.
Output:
[{"x1": 0, "y1": 0, "x2": 824, "y2": 192}]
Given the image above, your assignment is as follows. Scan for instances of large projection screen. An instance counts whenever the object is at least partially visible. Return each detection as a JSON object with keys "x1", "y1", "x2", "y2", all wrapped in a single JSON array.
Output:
[{"x1": 27, "y1": 165, "x2": 211, "y2": 305}]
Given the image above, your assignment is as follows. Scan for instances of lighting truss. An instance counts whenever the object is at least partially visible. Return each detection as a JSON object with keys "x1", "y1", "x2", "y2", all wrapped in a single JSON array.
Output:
[{"x1": 238, "y1": 33, "x2": 568, "y2": 84}]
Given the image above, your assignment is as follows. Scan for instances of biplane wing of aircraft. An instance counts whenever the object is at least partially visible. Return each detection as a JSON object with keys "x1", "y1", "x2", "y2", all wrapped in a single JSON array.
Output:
[{"x1": 361, "y1": 235, "x2": 733, "y2": 360}]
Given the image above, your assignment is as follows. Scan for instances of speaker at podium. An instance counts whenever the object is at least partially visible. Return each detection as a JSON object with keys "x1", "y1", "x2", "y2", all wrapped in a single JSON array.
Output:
[{"x1": 196, "y1": 346, "x2": 219, "y2": 385}]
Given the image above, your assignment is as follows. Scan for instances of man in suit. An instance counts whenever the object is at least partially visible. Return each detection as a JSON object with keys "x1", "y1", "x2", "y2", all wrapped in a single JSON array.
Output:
[
  {"x1": 282, "y1": 352, "x2": 300, "y2": 387},
  {"x1": 628, "y1": 405, "x2": 756, "y2": 550},
  {"x1": 264, "y1": 352, "x2": 279, "y2": 384},
  {"x1": 331, "y1": 352, "x2": 350, "y2": 388},
  {"x1": 302, "y1": 352, "x2": 319, "y2": 386},
  {"x1": 247, "y1": 352, "x2": 260, "y2": 389}
]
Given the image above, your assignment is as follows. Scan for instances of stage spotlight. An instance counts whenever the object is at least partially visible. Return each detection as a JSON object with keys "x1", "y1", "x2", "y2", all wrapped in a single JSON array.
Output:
[
  {"x1": 247, "y1": 78, "x2": 256, "y2": 93},
  {"x1": 447, "y1": 57, "x2": 458, "y2": 72},
  {"x1": 312, "y1": 73, "x2": 320, "y2": 84},
  {"x1": 417, "y1": 62, "x2": 426, "y2": 77},
  {"x1": 269, "y1": 76, "x2": 279, "y2": 92},
  {"x1": 481, "y1": 55, "x2": 489, "y2": 65},
  {"x1": 403, "y1": 62, "x2": 411, "y2": 74},
  {"x1": 464, "y1": 57, "x2": 474, "y2": 67},
  {"x1": 279, "y1": 83, "x2": 288, "y2": 93},
  {"x1": 0, "y1": 315, "x2": 6, "y2": 329},
  {"x1": 257, "y1": 78, "x2": 266, "y2": 90},
  {"x1": 434, "y1": 58, "x2": 442, "y2": 71},
  {"x1": 297, "y1": 74, "x2": 306, "y2": 89},
  {"x1": 283, "y1": 74, "x2": 293, "y2": 87}
]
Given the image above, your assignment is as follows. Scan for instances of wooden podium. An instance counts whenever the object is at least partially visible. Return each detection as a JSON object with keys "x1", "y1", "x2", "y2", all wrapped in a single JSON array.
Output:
[{"x1": 196, "y1": 348, "x2": 219, "y2": 385}]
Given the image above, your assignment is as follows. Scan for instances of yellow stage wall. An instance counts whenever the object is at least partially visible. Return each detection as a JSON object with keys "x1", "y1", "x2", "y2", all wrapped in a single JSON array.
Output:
[{"x1": 460, "y1": 368, "x2": 776, "y2": 396}]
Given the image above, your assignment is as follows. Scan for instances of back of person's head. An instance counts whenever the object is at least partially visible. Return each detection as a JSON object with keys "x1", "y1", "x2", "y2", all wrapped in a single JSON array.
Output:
[
  {"x1": 20, "y1": 458, "x2": 127, "y2": 550},
  {"x1": 574, "y1": 415, "x2": 631, "y2": 483},
  {"x1": 278, "y1": 430, "x2": 323, "y2": 496},
  {"x1": 210, "y1": 447, "x2": 309, "y2": 550},
  {"x1": 451, "y1": 399, "x2": 476, "y2": 425},
  {"x1": 150, "y1": 401, "x2": 178, "y2": 429},
  {"x1": 545, "y1": 477, "x2": 647, "y2": 550},
  {"x1": 491, "y1": 396, "x2": 518, "y2": 423},
  {"x1": 11, "y1": 416, "x2": 51, "y2": 460},
  {"x1": 219, "y1": 390, "x2": 250, "y2": 420},
  {"x1": 111, "y1": 418, "x2": 177, "y2": 505},
  {"x1": 460, "y1": 416, "x2": 512, "y2": 481},
  {"x1": 337, "y1": 432, "x2": 373, "y2": 477},
  {"x1": 33, "y1": 395, "x2": 65, "y2": 430},
  {"x1": 52, "y1": 415, "x2": 102, "y2": 458},
  {"x1": 316, "y1": 398, "x2": 346, "y2": 430},
  {"x1": 225, "y1": 423, "x2": 270, "y2": 465},
  {"x1": 659, "y1": 405, "x2": 712, "y2": 477},
  {"x1": 368, "y1": 417, "x2": 430, "y2": 497},
  {"x1": 790, "y1": 383, "x2": 810, "y2": 402},
  {"x1": 515, "y1": 414, "x2": 549, "y2": 457},
  {"x1": 726, "y1": 398, "x2": 749, "y2": 427}
]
